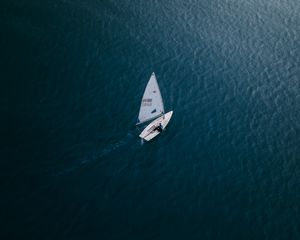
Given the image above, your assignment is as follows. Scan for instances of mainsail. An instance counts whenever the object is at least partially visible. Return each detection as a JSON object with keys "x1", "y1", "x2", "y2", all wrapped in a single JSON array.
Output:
[{"x1": 137, "y1": 72, "x2": 165, "y2": 125}]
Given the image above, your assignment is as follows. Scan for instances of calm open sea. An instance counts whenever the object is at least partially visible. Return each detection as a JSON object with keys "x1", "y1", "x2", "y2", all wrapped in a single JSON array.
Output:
[{"x1": 1, "y1": 0, "x2": 300, "y2": 239}]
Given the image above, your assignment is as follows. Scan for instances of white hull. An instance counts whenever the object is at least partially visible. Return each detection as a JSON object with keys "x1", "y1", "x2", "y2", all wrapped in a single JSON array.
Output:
[{"x1": 139, "y1": 111, "x2": 173, "y2": 141}]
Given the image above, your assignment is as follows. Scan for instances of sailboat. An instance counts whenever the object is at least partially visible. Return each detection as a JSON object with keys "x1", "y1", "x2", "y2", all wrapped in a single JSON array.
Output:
[{"x1": 136, "y1": 72, "x2": 173, "y2": 141}]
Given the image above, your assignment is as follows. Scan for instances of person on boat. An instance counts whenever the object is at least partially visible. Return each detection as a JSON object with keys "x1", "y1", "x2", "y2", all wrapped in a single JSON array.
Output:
[{"x1": 154, "y1": 123, "x2": 163, "y2": 132}]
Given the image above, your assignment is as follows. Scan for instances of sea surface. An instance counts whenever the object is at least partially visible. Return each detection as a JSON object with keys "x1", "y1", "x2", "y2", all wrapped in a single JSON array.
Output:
[{"x1": 1, "y1": 0, "x2": 300, "y2": 239}]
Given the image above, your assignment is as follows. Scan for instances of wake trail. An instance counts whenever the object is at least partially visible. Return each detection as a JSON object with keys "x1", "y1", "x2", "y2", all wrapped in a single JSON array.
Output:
[{"x1": 55, "y1": 131, "x2": 139, "y2": 176}]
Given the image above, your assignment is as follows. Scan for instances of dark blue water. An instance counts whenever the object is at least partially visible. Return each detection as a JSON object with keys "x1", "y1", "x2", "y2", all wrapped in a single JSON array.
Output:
[{"x1": 1, "y1": 0, "x2": 300, "y2": 239}]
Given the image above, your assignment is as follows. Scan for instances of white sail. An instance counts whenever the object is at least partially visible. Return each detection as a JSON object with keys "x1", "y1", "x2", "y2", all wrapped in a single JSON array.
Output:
[{"x1": 137, "y1": 72, "x2": 165, "y2": 124}]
